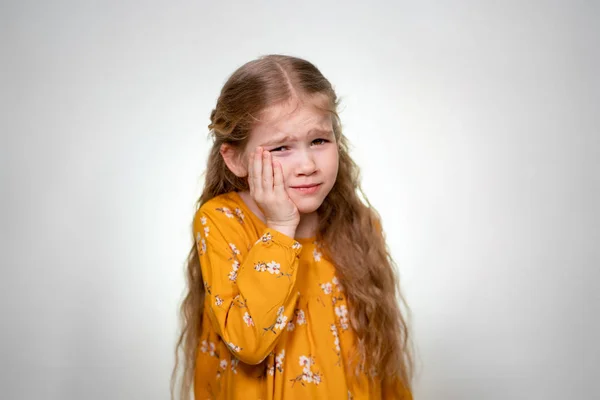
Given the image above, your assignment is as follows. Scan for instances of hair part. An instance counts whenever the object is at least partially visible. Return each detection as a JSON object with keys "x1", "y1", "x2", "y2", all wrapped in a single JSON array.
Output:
[{"x1": 171, "y1": 54, "x2": 414, "y2": 399}]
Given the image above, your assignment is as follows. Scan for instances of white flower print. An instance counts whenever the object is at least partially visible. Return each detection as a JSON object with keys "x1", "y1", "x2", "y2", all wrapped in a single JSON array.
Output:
[
  {"x1": 254, "y1": 261, "x2": 291, "y2": 279},
  {"x1": 228, "y1": 342, "x2": 242, "y2": 353},
  {"x1": 330, "y1": 323, "x2": 342, "y2": 365},
  {"x1": 267, "y1": 365, "x2": 275, "y2": 376},
  {"x1": 264, "y1": 306, "x2": 287, "y2": 334},
  {"x1": 321, "y1": 278, "x2": 346, "y2": 306},
  {"x1": 313, "y1": 373, "x2": 321, "y2": 385},
  {"x1": 313, "y1": 247, "x2": 322, "y2": 262},
  {"x1": 256, "y1": 232, "x2": 273, "y2": 244},
  {"x1": 299, "y1": 355, "x2": 311, "y2": 368},
  {"x1": 215, "y1": 295, "x2": 223, "y2": 307},
  {"x1": 274, "y1": 314, "x2": 288, "y2": 331},
  {"x1": 204, "y1": 226, "x2": 209, "y2": 237},
  {"x1": 292, "y1": 355, "x2": 322, "y2": 387},
  {"x1": 219, "y1": 359, "x2": 227, "y2": 369},
  {"x1": 275, "y1": 349, "x2": 285, "y2": 373},
  {"x1": 320, "y1": 282, "x2": 333, "y2": 295},
  {"x1": 234, "y1": 207, "x2": 245, "y2": 220},
  {"x1": 229, "y1": 243, "x2": 240, "y2": 255},
  {"x1": 332, "y1": 276, "x2": 344, "y2": 292},
  {"x1": 200, "y1": 340, "x2": 208, "y2": 353},
  {"x1": 200, "y1": 216, "x2": 207, "y2": 225},
  {"x1": 228, "y1": 260, "x2": 240, "y2": 282},
  {"x1": 209, "y1": 342, "x2": 216, "y2": 357},
  {"x1": 286, "y1": 321, "x2": 295, "y2": 331},
  {"x1": 266, "y1": 261, "x2": 281, "y2": 275},
  {"x1": 243, "y1": 312, "x2": 254, "y2": 327},
  {"x1": 217, "y1": 207, "x2": 234, "y2": 218},
  {"x1": 228, "y1": 270, "x2": 237, "y2": 282},
  {"x1": 330, "y1": 324, "x2": 341, "y2": 352},
  {"x1": 335, "y1": 304, "x2": 348, "y2": 318},
  {"x1": 295, "y1": 309, "x2": 306, "y2": 326},
  {"x1": 196, "y1": 232, "x2": 206, "y2": 255},
  {"x1": 231, "y1": 358, "x2": 239, "y2": 374},
  {"x1": 292, "y1": 241, "x2": 302, "y2": 250},
  {"x1": 335, "y1": 305, "x2": 350, "y2": 330}
]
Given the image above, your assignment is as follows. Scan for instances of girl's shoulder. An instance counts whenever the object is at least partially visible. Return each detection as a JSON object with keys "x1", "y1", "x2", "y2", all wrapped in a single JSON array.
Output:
[
  {"x1": 194, "y1": 191, "x2": 263, "y2": 240},
  {"x1": 198, "y1": 191, "x2": 239, "y2": 215},
  {"x1": 195, "y1": 192, "x2": 246, "y2": 225}
]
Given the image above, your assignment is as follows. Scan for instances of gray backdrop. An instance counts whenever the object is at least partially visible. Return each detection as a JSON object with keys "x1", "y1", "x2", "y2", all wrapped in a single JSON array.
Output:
[{"x1": 1, "y1": 0, "x2": 598, "y2": 399}]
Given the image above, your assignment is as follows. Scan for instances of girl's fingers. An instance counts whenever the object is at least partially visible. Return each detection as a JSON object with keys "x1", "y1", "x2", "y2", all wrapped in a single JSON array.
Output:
[
  {"x1": 273, "y1": 160, "x2": 285, "y2": 195},
  {"x1": 252, "y1": 147, "x2": 263, "y2": 194},
  {"x1": 247, "y1": 151, "x2": 253, "y2": 191},
  {"x1": 262, "y1": 151, "x2": 273, "y2": 191}
]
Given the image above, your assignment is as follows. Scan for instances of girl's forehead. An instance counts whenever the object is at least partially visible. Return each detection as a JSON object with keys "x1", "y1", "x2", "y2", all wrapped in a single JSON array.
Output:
[{"x1": 253, "y1": 102, "x2": 332, "y2": 136}]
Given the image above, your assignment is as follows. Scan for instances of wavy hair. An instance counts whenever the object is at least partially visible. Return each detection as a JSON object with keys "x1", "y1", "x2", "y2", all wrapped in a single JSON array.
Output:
[{"x1": 171, "y1": 54, "x2": 414, "y2": 399}]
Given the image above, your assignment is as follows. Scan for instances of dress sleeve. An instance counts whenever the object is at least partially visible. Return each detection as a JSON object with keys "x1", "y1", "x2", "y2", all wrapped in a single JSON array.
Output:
[{"x1": 193, "y1": 204, "x2": 303, "y2": 365}]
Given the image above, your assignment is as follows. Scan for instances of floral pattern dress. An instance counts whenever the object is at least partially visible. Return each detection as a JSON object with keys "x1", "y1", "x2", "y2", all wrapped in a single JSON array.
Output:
[{"x1": 193, "y1": 191, "x2": 411, "y2": 400}]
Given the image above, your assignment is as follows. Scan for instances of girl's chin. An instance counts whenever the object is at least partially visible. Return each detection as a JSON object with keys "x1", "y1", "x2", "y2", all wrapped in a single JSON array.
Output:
[{"x1": 294, "y1": 201, "x2": 323, "y2": 215}]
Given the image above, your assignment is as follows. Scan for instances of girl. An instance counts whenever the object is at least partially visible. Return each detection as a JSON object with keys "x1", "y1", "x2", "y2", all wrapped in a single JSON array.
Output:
[{"x1": 172, "y1": 54, "x2": 414, "y2": 400}]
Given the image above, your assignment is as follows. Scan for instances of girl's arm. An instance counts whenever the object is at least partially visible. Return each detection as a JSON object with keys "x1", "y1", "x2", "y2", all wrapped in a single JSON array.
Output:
[{"x1": 193, "y1": 204, "x2": 302, "y2": 365}]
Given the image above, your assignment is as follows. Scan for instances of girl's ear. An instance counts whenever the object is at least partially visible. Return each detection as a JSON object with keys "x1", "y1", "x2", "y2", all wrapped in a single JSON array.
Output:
[{"x1": 220, "y1": 143, "x2": 248, "y2": 178}]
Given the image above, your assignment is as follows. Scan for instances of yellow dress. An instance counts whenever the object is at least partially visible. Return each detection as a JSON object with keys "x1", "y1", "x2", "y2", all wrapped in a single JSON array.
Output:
[{"x1": 193, "y1": 191, "x2": 411, "y2": 400}]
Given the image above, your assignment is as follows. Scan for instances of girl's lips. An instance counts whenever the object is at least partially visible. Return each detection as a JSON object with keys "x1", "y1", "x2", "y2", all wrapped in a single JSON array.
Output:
[{"x1": 292, "y1": 183, "x2": 321, "y2": 194}]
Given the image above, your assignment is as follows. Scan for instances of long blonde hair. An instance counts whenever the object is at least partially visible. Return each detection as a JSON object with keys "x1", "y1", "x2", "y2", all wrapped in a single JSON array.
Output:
[{"x1": 171, "y1": 54, "x2": 414, "y2": 399}]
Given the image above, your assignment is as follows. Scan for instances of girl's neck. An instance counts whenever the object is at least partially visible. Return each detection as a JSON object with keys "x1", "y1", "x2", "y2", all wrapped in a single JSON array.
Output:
[{"x1": 237, "y1": 190, "x2": 318, "y2": 239}]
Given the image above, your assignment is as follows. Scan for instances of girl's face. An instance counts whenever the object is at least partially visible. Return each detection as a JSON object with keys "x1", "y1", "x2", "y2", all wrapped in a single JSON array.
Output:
[{"x1": 243, "y1": 101, "x2": 339, "y2": 215}]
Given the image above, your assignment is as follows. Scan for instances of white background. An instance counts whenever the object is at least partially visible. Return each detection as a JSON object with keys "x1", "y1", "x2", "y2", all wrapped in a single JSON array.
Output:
[{"x1": 1, "y1": 1, "x2": 598, "y2": 399}]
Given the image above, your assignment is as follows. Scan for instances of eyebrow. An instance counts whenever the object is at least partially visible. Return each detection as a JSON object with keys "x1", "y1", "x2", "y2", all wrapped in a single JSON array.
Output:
[{"x1": 261, "y1": 129, "x2": 333, "y2": 147}]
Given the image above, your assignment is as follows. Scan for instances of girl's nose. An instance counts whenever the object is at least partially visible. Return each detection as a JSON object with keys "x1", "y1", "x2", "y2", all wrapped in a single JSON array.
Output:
[{"x1": 296, "y1": 151, "x2": 317, "y2": 175}]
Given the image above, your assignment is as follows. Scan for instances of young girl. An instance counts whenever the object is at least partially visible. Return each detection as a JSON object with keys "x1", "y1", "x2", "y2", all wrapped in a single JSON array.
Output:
[{"x1": 172, "y1": 54, "x2": 414, "y2": 400}]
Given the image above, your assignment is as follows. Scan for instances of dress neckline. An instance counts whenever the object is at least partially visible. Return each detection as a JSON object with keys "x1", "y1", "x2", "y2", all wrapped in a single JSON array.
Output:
[{"x1": 230, "y1": 191, "x2": 317, "y2": 244}]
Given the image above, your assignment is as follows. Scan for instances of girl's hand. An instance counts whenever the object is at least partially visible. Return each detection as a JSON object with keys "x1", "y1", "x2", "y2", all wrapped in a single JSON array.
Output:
[{"x1": 248, "y1": 146, "x2": 300, "y2": 234}]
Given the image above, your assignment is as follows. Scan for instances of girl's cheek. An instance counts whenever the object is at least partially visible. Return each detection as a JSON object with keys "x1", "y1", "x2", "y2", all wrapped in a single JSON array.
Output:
[
  {"x1": 270, "y1": 153, "x2": 287, "y2": 167},
  {"x1": 277, "y1": 160, "x2": 288, "y2": 175}
]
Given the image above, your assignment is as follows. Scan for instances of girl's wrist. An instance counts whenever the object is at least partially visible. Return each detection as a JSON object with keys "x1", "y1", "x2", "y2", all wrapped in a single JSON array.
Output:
[{"x1": 266, "y1": 224, "x2": 296, "y2": 239}]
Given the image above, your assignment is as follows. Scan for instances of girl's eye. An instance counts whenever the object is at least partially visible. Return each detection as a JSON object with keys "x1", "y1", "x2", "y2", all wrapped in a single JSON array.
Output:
[{"x1": 269, "y1": 139, "x2": 328, "y2": 153}]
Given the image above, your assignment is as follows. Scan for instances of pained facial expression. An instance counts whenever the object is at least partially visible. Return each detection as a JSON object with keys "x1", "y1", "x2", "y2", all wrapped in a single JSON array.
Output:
[{"x1": 243, "y1": 100, "x2": 339, "y2": 214}]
